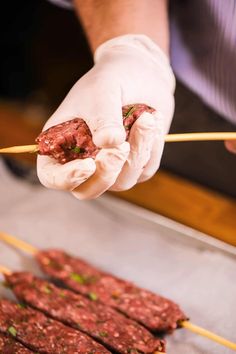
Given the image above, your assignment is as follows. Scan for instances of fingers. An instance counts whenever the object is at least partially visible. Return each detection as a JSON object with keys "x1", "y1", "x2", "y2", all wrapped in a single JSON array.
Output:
[
  {"x1": 43, "y1": 74, "x2": 126, "y2": 148},
  {"x1": 71, "y1": 142, "x2": 130, "y2": 200},
  {"x1": 37, "y1": 156, "x2": 96, "y2": 191},
  {"x1": 225, "y1": 140, "x2": 236, "y2": 154},
  {"x1": 110, "y1": 112, "x2": 163, "y2": 191},
  {"x1": 137, "y1": 112, "x2": 166, "y2": 183},
  {"x1": 85, "y1": 84, "x2": 126, "y2": 147},
  {"x1": 137, "y1": 136, "x2": 165, "y2": 183}
]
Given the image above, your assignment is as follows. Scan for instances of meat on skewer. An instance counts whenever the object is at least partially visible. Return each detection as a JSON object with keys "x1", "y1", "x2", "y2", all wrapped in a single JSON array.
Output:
[
  {"x1": 36, "y1": 104, "x2": 155, "y2": 164},
  {"x1": 0, "y1": 332, "x2": 34, "y2": 354},
  {"x1": 4, "y1": 271, "x2": 165, "y2": 354},
  {"x1": 0, "y1": 298, "x2": 110, "y2": 354},
  {"x1": 1, "y1": 235, "x2": 236, "y2": 352},
  {"x1": 36, "y1": 250, "x2": 187, "y2": 333}
]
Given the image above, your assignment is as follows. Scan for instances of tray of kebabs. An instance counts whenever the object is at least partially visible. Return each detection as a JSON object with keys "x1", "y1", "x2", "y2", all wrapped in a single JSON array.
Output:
[{"x1": 0, "y1": 159, "x2": 236, "y2": 353}]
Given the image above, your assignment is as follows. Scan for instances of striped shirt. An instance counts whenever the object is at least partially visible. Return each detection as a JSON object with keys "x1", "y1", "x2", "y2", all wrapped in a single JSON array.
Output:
[{"x1": 48, "y1": 0, "x2": 236, "y2": 125}]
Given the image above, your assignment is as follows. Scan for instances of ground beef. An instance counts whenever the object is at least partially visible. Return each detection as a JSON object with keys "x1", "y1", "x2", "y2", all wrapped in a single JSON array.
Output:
[
  {"x1": 0, "y1": 332, "x2": 33, "y2": 354},
  {"x1": 5, "y1": 272, "x2": 165, "y2": 354},
  {"x1": 36, "y1": 104, "x2": 155, "y2": 164},
  {"x1": 36, "y1": 249, "x2": 187, "y2": 333},
  {"x1": 0, "y1": 298, "x2": 110, "y2": 354}
]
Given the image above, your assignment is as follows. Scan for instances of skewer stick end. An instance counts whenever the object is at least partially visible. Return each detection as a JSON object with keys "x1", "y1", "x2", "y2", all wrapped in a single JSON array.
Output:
[
  {"x1": 181, "y1": 320, "x2": 236, "y2": 351},
  {"x1": 0, "y1": 266, "x2": 12, "y2": 276},
  {"x1": 0, "y1": 232, "x2": 38, "y2": 255}
]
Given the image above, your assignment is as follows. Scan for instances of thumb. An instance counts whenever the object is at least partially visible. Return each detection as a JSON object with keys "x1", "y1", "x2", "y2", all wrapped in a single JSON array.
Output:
[{"x1": 84, "y1": 89, "x2": 126, "y2": 148}]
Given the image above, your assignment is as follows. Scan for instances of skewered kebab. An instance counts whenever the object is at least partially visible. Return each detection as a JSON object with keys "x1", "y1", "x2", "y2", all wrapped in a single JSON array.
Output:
[
  {"x1": 0, "y1": 104, "x2": 154, "y2": 164},
  {"x1": 1, "y1": 103, "x2": 236, "y2": 161},
  {"x1": 2, "y1": 270, "x2": 165, "y2": 354},
  {"x1": 0, "y1": 298, "x2": 110, "y2": 354},
  {"x1": 1, "y1": 233, "x2": 236, "y2": 351},
  {"x1": 36, "y1": 249, "x2": 186, "y2": 333},
  {"x1": 0, "y1": 332, "x2": 34, "y2": 354}
]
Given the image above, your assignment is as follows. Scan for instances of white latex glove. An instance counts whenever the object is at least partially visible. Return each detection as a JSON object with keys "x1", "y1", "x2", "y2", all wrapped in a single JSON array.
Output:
[{"x1": 37, "y1": 34, "x2": 175, "y2": 200}]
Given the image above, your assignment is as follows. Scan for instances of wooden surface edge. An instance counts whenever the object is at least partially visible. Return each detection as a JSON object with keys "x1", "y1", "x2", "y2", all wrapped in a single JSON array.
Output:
[{"x1": 110, "y1": 170, "x2": 236, "y2": 246}]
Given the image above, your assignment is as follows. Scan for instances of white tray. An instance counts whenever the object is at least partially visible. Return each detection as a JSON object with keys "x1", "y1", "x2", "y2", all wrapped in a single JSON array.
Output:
[{"x1": 0, "y1": 159, "x2": 235, "y2": 354}]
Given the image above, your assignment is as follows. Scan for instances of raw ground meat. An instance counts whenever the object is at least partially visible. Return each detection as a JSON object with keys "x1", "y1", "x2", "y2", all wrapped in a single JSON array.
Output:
[
  {"x1": 36, "y1": 249, "x2": 187, "y2": 333},
  {"x1": 36, "y1": 104, "x2": 155, "y2": 164}
]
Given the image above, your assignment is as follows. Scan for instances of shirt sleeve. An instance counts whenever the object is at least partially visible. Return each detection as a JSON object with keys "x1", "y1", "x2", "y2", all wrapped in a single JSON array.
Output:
[{"x1": 47, "y1": 0, "x2": 73, "y2": 10}]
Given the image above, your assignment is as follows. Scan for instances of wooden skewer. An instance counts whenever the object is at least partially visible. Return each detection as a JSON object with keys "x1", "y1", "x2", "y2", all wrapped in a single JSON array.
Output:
[
  {"x1": 0, "y1": 232, "x2": 236, "y2": 351},
  {"x1": 0, "y1": 145, "x2": 39, "y2": 154},
  {"x1": 0, "y1": 132, "x2": 235, "y2": 154},
  {"x1": 165, "y1": 131, "x2": 236, "y2": 142},
  {"x1": 181, "y1": 321, "x2": 236, "y2": 351},
  {"x1": 0, "y1": 232, "x2": 37, "y2": 255},
  {"x1": 0, "y1": 265, "x2": 11, "y2": 276}
]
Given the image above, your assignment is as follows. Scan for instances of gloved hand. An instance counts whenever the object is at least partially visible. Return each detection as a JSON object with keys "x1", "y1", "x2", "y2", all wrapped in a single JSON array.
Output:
[{"x1": 37, "y1": 34, "x2": 175, "y2": 200}]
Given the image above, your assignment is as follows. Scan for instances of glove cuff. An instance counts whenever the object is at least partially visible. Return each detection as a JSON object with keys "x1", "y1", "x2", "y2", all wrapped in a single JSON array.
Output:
[{"x1": 94, "y1": 34, "x2": 175, "y2": 92}]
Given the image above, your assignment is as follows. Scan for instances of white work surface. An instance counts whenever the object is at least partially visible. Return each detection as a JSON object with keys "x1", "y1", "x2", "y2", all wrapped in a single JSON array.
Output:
[{"x1": 0, "y1": 159, "x2": 235, "y2": 354}]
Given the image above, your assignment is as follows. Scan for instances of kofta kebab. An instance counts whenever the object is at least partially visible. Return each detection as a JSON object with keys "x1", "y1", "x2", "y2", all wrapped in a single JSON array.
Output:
[
  {"x1": 0, "y1": 104, "x2": 236, "y2": 160},
  {"x1": 0, "y1": 233, "x2": 236, "y2": 353}
]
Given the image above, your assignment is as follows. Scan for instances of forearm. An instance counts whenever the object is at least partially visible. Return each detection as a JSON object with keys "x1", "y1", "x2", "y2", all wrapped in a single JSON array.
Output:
[{"x1": 73, "y1": 0, "x2": 170, "y2": 55}]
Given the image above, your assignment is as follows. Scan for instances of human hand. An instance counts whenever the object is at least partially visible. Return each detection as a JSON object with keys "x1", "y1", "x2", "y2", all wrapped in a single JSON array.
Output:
[{"x1": 37, "y1": 34, "x2": 175, "y2": 199}]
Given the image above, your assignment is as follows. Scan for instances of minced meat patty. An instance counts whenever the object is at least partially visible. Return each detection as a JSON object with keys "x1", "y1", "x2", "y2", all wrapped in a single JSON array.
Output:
[
  {"x1": 36, "y1": 104, "x2": 155, "y2": 164},
  {"x1": 37, "y1": 249, "x2": 187, "y2": 333},
  {"x1": 0, "y1": 332, "x2": 33, "y2": 354},
  {"x1": 0, "y1": 298, "x2": 110, "y2": 354},
  {"x1": 5, "y1": 271, "x2": 165, "y2": 354}
]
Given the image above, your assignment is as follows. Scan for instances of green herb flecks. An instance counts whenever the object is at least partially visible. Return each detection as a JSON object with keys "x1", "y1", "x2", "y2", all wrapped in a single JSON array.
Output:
[
  {"x1": 8, "y1": 326, "x2": 17, "y2": 337},
  {"x1": 43, "y1": 285, "x2": 52, "y2": 294},
  {"x1": 17, "y1": 303, "x2": 26, "y2": 309},
  {"x1": 124, "y1": 105, "x2": 136, "y2": 118},
  {"x1": 71, "y1": 146, "x2": 81, "y2": 154},
  {"x1": 71, "y1": 146, "x2": 86, "y2": 154},
  {"x1": 59, "y1": 291, "x2": 66, "y2": 298},
  {"x1": 99, "y1": 331, "x2": 108, "y2": 337},
  {"x1": 88, "y1": 292, "x2": 98, "y2": 301},
  {"x1": 70, "y1": 272, "x2": 86, "y2": 284}
]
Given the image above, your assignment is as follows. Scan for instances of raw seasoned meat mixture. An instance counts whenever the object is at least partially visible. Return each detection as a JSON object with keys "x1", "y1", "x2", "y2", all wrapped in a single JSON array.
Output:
[
  {"x1": 37, "y1": 249, "x2": 187, "y2": 333},
  {"x1": 5, "y1": 271, "x2": 165, "y2": 354},
  {"x1": 36, "y1": 104, "x2": 155, "y2": 164}
]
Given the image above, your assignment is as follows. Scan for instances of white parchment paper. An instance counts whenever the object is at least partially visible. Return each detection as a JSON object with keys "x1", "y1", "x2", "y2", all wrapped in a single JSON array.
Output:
[{"x1": 0, "y1": 159, "x2": 235, "y2": 354}]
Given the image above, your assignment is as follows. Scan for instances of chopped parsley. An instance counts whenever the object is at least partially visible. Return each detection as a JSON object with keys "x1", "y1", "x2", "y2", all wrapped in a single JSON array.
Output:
[
  {"x1": 43, "y1": 285, "x2": 52, "y2": 294},
  {"x1": 124, "y1": 105, "x2": 136, "y2": 118},
  {"x1": 8, "y1": 326, "x2": 17, "y2": 337},
  {"x1": 17, "y1": 303, "x2": 26, "y2": 309},
  {"x1": 71, "y1": 146, "x2": 86, "y2": 154},
  {"x1": 71, "y1": 146, "x2": 81, "y2": 154},
  {"x1": 88, "y1": 292, "x2": 98, "y2": 301},
  {"x1": 99, "y1": 331, "x2": 108, "y2": 337},
  {"x1": 70, "y1": 272, "x2": 86, "y2": 284}
]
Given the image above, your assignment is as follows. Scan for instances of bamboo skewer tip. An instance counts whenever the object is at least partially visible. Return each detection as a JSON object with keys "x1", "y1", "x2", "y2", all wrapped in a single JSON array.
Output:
[
  {"x1": 0, "y1": 232, "x2": 37, "y2": 255},
  {"x1": 0, "y1": 265, "x2": 11, "y2": 276},
  {"x1": 181, "y1": 321, "x2": 236, "y2": 351}
]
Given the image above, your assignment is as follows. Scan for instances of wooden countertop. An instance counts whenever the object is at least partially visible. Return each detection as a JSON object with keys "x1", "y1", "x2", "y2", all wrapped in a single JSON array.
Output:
[
  {"x1": 111, "y1": 171, "x2": 236, "y2": 246},
  {"x1": 1, "y1": 102, "x2": 236, "y2": 246}
]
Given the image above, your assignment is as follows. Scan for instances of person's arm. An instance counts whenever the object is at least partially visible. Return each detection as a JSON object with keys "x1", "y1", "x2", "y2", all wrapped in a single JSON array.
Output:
[
  {"x1": 74, "y1": 0, "x2": 170, "y2": 55},
  {"x1": 37, "y1": 0, "x2": 175, "y2": 200}
]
